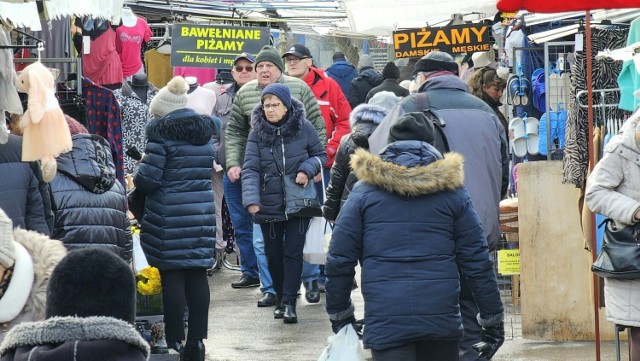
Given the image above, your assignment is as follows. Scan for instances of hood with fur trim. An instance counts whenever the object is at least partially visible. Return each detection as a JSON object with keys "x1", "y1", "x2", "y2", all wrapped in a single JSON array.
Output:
[
  {"x1": 250, "y1": 97, "x2": 306, "y2": 146},
  {"x1": 146, "y1": 108, "x2": 219, "y2": 145},
  {"x1": 351, "y1": 141, "x2": 464, "y2": 197},
  {"x1": 0, "y1": 316, "x2": 149, "y2": 358},
  {"x1": 349, "y1": 103, "x2": 387, "y2": 148}
]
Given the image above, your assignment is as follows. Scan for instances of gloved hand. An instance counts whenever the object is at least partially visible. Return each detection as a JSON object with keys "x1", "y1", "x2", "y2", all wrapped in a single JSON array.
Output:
[
  {"x1": 331, "y1": 315, "x2": 356, "y2": 334},
  {"x1": 472, "y1": 322, "x2": 504, "y2": 359}
]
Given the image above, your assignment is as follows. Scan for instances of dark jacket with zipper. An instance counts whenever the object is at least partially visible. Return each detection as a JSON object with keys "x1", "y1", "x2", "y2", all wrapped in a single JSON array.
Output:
[
  {"x1": 134, "y1": 108, "x2": 220, "y2": 270},
  {"x1": 241, "y1": 98, "x2": 326, "y2": 223},
  {"x1": 50, "y1": 134, "x2": 132, "y2": 261},
  {"x1": 325, "y1": 141, "x2": 504, "y2": 350},
  {"x1": 347, "y1": 67, "x2": 383, "y2": 109},
  {"x1": 323, "y1": 103, "x2": 387, "y2": 221}
]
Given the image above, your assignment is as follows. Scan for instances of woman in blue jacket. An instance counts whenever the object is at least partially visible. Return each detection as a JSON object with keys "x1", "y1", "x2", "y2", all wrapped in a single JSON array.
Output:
[
  {"x1": 134, "y1": 76, "x2": 220, "y2": 361},
  {"x1": 325, "y1": 112, "x2": 504, "y2": 361},
  {"x1": 242, "y1": 83, "x2": 326, "y2": 324}
]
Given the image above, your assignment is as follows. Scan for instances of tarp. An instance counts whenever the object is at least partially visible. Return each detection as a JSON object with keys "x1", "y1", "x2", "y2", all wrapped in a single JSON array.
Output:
[{"x1": 497, "y1": 0, "x2": 640, "y2": 12}]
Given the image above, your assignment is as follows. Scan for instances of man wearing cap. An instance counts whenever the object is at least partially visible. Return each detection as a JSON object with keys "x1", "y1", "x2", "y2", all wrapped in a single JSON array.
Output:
[
  {"x1": 365, "y1": 61, "x2": 410, "y2": 102},
  {"x1": 212, "y1": 53, "x2": 257, "y2": 277},
  {"x1": 347, "y1": 54, "x2": 382, "y2": 109},
  {"x1": 370, "y1": 51, "x2": 508, "y2": 361},
  {"x1": 225, "y1": 45, "x2": 326, "y2": 305},
  {"x1": 326, "y1": 52, "x2": 358, "y2": 97},
  {"x1": 282, "y1": 43, "x2": 352, "y2": 302}
]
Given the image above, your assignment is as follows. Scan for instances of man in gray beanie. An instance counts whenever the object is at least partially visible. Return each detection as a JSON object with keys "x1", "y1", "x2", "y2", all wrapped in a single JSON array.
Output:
[
  {"x1": 369, "y1": 50, "x2": 509, "y2": 361},
  {"x1": 224, "y1": 44, "x2": 326, "y2": 307},
  {"x1": 347, "y1": 53, "x2": 382, "y2": 109}
]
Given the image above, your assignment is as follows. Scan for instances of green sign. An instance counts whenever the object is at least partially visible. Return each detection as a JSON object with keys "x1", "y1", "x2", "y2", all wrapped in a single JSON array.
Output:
[{"x1": 171, "y1": 24, "x2": 270, "y2": 68}]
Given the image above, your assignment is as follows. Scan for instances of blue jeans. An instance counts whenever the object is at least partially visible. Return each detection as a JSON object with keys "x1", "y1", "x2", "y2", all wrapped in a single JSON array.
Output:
[
  {"x1": 253, "y1": 223, "x2": 275, "y2": 294},
  {"x1": 301, "y1": 168, "x2": 331, "y2": 284},
  {"x1": 223, "y1": 174, "x2": 259, "y2": 279}
]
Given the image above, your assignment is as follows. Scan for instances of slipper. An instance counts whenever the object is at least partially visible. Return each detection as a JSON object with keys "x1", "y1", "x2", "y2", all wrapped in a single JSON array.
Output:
[
  {"x1": 508, "y1": 75, "x2": 521, "y2": 106},
  {"x1": 519, "y1": 77, "x2": 531, "y2": 106},
  {"x1": 509, "y1": 117, "x2": 528, "y2": 158},
  {"x1": 531, "y1": 68, "x2": 545, "y2": 111},
  {"x1": 525, "y1": 117, "x2": 539, "y2": 155}
]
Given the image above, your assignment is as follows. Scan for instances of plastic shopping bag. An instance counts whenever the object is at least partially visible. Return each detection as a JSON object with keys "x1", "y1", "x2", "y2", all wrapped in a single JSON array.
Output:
[
  {"x1": 132, "y1": 232, "x2": 149, "y2": 273},
  {"x1": 304, "y1": 217, "x2": 330, "y2": 264},
  {"x1": 317, "y1": 324, "x2": 366, "y2": 361}
]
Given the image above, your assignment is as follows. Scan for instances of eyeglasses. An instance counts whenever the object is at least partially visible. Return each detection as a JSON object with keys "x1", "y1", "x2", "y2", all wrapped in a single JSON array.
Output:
[
  {"x1": 284, "y1": 57, "x2": 309, "y2": 64},
  {"x1": 234, "y1": 65, "x2": 253, "y2": 72},
  {"x1": 262, "y1": 102, "x2": 282, "y2": 110}
]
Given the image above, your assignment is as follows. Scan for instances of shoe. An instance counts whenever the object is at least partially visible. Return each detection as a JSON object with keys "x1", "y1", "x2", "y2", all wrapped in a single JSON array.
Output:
[
  {"x1": 167, "y1": 341, "x2": 184, "y2": 359},
  {"x1": 304, "y1": 281, "x2": 320, "y2": 304},
  {"x1": 150, "y1": 322, "x2": 168, "y2": 354},
  {"x1": 231, "y1": 275, "x2": 260, "y2": 289},
  {"x1": 283, "y1": 302, "x2": 297, "y2": 324},
  {"x1": 184, "y1": 339, "x2": 205, "y2": 361},
  {"x1": 274, "y1": 300, "x2": 284, "y2": 319},
  {"x1": 258, "y1": 292, "x2": 277, "y2": 307}
]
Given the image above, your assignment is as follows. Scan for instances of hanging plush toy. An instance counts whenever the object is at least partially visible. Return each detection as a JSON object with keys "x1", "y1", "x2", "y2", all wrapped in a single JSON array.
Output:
[{"x1": 15, "y1": 62, "x2": 72, "y2": 182}]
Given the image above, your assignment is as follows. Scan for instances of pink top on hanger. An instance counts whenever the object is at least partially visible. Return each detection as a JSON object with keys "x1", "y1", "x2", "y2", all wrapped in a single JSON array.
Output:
[
  {"x1": 173, "y1": 67, "x2": 217, "y2": 85},
  {"x1": 116, "y1": 17, "x2": 152, "y2": 77},
  {"x1": 83, "y1": 28, "x2": 124, "y2": 86}
]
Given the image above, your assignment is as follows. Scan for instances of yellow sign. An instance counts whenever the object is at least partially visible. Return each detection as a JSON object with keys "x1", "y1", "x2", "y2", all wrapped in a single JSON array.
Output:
[
  {"x1": 498, "y1": 249, "x2": 520, "y2": 275},
  {"x1": 393, "y1": 24, "x2": 491, "y2": 58}
]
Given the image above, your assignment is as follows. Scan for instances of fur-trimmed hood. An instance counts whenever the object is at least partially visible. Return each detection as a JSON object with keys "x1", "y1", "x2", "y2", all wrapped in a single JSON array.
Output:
[
  {"x1": 349, "y1": 103, "x2": 387, "y2": 148},
  {"x1": 250, "y1": 97, "x2": 306, "y2": 145},
  {"x1": 351, "y1": 140, "x2": 464, "y2": 197},
  {"x1": 0, "y1": 316, "x2": 149, "y2": 358},
  {"x1": 146, "y1": 108, "x2": 219, "y2": 145}
]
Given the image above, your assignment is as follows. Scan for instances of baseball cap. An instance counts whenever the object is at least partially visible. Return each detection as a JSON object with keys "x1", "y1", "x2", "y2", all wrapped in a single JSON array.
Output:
[
  {"x1": 282, "y1": 44, "x2": 312, "y2": 59},
  {"x1": 234, "y1": 52, "x2": 255, "y2": 64}
]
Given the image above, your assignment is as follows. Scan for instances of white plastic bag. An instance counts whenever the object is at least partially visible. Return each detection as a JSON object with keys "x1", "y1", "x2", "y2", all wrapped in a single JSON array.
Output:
[
  {"x1": 304, "y1": 217, "x2": 330, "y2": 264},
  {"x1": 317, "y1": 324, "x2": 366, "y2": 361},
  {"x1": 132, "y1": 233, "x2": 149, "y2": 273}
]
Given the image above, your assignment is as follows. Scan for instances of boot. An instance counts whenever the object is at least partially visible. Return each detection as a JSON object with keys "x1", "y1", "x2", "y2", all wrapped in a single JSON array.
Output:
[
  {"x1": 167, "y1": 341, "x2": 184, "y2": 360},
  {"x1": 273, "y1": 297, "x2": 284, "y2": 319},
  {"x1": 283, "y1": 301, "x2": 297, "y2": 324},
  {"x1": 184, "y1": 339, "x2": 205, "y2": 361},
  {"x1": 150, "y1": 322, "x2": 168, "y2": 354},
  {"x1": 304, "y1": 280, "x2": 320, "y2": 303}
]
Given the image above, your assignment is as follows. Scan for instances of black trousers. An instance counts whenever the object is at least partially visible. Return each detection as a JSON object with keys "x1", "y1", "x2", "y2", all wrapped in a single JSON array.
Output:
[
  {"x1": 372, "y1": 340, "x2": 459, "y2": 361},
  {"x1": 261, "y1": 217, "x2": 309, "y2": 303},
  {"x1": 160, "y1": 268, "x2": 210, "y2": 342},
  {"x1": 458, "y1": 271, "x2": 485, "y2": 361}
]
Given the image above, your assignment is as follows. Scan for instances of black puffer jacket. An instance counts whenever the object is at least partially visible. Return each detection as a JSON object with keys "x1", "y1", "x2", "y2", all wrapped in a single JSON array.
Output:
[
  {"x1": 49, "y1": 134, "x2": 132, "y2": 261},
  {"x1": 347, "y1": 68, "x2": 382, "y2": 109},
  {"x1": 242, "y1": 98, "x2": 326, "y2": 223},
  {"x1": 323, "y1": 103, "x2": 387, "y2": 221}
]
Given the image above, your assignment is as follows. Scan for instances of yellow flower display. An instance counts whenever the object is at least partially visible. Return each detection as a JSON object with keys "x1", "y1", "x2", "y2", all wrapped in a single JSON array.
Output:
[{"x1": 137, "y1": 266, "x2": 162, "y2": 296}]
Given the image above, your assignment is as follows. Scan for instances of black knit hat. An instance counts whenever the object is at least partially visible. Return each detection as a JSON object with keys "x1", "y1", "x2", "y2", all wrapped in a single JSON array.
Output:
[
  {"x1": 46, "y1": 248, "x2": 136, "y2": 324},
  {"x1": 388, "y1": 112, "x2": 436, "y2": 144},
  {"x1": 255, "y1": 45, "x2": 284, "y2": 73},
  {"x1": 382, "y1": 62, "x2": 400, "y2": 80},
  {"x1": 413, "y1": 51, "x2": 459, "y2": 75},
  {"x1": 262, "y1": 83, "x2": 292, "y2": 110}
]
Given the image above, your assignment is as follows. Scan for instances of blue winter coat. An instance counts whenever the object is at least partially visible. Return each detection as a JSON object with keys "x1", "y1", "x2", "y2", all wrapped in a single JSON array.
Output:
[
  {"x1": 325, "y1": 141, "x2": 504, "y2": 350},
  {"x1": 134, "y1": 108, "x2": 220, "y2": 270},
  {"x1": 50, "y1": 134, "x2": 132, "y2": 261},
  {"x1": 242, "y1": 98, "x2": 326, "y2": 223},
  {"x1": 326, "y1": 60, "x2": 358, "y2": 97}
]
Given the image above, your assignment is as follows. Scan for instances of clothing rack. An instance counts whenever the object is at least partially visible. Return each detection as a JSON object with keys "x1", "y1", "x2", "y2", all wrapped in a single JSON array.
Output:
[
  {"x1": 0, "y1": 29, "x2": 44, "y2": 49},
  {"x1": 13, "y1": 57, "x2": 83, "y2": 97},
  {"x1": 576, "y1": 88, "x2": 620, "y2": 127}
]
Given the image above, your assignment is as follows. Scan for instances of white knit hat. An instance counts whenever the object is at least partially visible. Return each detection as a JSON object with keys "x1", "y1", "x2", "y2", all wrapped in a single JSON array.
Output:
[
  {"x1": 0, "y1": 208, "x2": 15, "y2": 268},
  {"x1": 149, "y1": 76, "x2": 189, "y2": 117}
]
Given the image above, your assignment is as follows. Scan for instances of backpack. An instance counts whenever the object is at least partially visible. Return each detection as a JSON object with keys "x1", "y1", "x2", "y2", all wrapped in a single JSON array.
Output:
[{"x1": 414, "y1": 92, "x2": 450, "y2": 154}]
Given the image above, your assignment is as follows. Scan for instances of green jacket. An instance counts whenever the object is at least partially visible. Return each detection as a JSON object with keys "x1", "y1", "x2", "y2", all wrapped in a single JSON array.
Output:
[{"x1": 225, "y1": 75, "x2": 327, "y2": 170}]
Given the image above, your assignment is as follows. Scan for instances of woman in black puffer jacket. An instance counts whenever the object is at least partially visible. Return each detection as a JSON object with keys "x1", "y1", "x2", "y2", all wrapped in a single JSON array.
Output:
[
  {"x1": 242, "y1": 83, "x2": 326, "y2": 324},
  {"x1": 322, "y1": 102, "x2": 388, "y2": 221},
  {"x1": 49, "y1": 116, "x2": 131, "y2": 261}
]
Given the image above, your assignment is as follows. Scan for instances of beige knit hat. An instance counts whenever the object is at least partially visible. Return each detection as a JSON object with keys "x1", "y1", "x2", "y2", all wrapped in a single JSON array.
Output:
[
  {"x1": 0, "y1": 208, "x2": 15, "y2": 268},
  {"x1": 149, "y1": 76, "x2": 189, "y2": 117}
]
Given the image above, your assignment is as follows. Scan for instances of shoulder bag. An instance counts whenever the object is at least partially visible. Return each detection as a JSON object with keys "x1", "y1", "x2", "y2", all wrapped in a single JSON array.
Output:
[
  {"x1": 272, "y1": 144, "x2": 322, "y2": 218},
  {"x1": 591, "y1": 219, "x2": 640, "y2": 279}
]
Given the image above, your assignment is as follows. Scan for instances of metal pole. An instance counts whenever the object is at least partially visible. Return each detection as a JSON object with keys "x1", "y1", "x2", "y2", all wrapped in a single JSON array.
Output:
[{"x1": 586, "y1": 11, "x2": 601, "y2": 361}]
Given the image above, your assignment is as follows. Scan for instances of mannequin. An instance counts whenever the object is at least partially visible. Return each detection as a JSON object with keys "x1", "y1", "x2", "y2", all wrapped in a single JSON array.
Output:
[
  {"x1": 185, "y1": 76, "x2": 216, "y2": 115},
  {"x1": 130, "y1": 74, "x2": 149, "y2": 104},
  {"x1": 116, "y1": 8, "x2": 152, "y2": 80},
  {"x1": 121, "y1": 7, "x2": 137, "y2": 27},
  {"x1": 186, "y1": 76, "x2": 198, "y2": 94}
]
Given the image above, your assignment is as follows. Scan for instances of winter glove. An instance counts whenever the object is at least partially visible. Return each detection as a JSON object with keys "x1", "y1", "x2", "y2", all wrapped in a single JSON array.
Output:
[
  {"x1": 331, "y1": 315, "x2": 356, "y2": 334},
  {"x1": 472, "y1": 321, "x2": 505, "y2": 360}
]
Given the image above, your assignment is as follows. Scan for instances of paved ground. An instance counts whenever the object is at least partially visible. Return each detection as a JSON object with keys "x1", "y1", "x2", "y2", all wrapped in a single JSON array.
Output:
[{"x1": 200, "y1": 265, "x2": 629, "y2": 361}]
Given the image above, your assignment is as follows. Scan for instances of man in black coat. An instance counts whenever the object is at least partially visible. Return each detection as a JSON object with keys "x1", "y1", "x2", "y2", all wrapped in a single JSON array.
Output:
[
  {"x1": 347, "y1": 54, "x2": 382, "y2": 109},
  {"x1": 365, "y1": 62, "x2": 410, "y2": 102}
]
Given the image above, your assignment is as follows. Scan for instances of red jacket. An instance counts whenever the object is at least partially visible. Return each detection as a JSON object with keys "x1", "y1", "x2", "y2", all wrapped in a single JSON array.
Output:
[{"x1": 303, "y1": 67, "x2": 351, "y2": 168}]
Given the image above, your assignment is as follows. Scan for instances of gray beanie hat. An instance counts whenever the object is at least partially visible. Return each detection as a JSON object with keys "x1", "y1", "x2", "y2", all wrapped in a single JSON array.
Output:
[
  {"x1": 149, "y1": 76, "x2": 189, "y2": 117},
  {"x1": 0, "y1": 208, "x2": 15, "y2": 268},
  {"x1": 358, "y1": 54, "x2": 374, "y2": 70},
  {"x1": 368, "y1": 91, "x2": 400, "y2": 111}
]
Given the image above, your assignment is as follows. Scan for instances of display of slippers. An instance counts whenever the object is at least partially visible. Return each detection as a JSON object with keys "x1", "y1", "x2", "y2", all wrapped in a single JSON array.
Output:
[
  {"x1": 525, "y1": 117, "x2": 539, "y2": 155},
  {"x1": 519, "y1": 77, "x2": 531, "y2": 106},
  {"x1": 508, "y1": 75, "x2": 521, "y2": 106},
  {"x1": 509, "y1": 117, "x2": 528, "y2": 158}
]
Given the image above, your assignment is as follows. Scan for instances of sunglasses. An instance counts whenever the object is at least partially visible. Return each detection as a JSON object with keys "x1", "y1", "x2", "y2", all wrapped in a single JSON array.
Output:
[{"x1": 235, "y1": 65, "x2": 254, "y2": 72}]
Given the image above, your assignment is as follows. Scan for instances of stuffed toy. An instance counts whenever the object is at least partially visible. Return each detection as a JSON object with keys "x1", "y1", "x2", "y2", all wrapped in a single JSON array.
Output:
[{"x1": 15, "y1": 62, "x2": 72, "y2": 182}]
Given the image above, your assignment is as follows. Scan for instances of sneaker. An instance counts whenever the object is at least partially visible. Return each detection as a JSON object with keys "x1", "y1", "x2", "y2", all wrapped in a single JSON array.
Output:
[{"x1": 231, "y1": 275, "x2": 260, "y2": 288}]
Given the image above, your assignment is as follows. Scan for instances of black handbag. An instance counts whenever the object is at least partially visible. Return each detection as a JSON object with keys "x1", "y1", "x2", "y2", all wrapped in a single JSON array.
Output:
[
  {"x1": 283, "y1": 175, "x2": 322, "y2": 218},
  {"x1": 591, "y1": 219, "x2": 640, "y2": 279}
]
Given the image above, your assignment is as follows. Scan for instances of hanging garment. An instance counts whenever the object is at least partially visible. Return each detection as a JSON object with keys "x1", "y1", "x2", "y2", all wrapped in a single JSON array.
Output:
[
  {"x1": 113, "y1": 81, "x2": 158, "y2": 175},
  {"x1": 82, "y1": 77, "x2": 125, "y2": 186},
  {"x1": 173, "y1": 67, "x2": 217, "y2": 85},
  {"x1": 144, "y1": 49, "x2": 172, "y2": 88},
  {"x1": 115, "y1": 17, "x2": 152, "y2": 78},
  {"x1": 82, "y1": 27, "x2": 124, "y2": 86},
  {"x1": 562, "y1": 28, "x2": 629, "y2": 187},
  {"x1": 0, "y1": 28, "x2": 23, "y2": 118},
  {"x1": 617, "y1": 16, "x2": 640, "y2": 112},
  {"x1": 32, "y1": 17, "x2": 72, "y2": 81}
]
